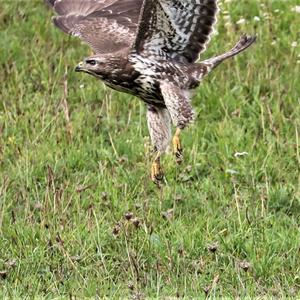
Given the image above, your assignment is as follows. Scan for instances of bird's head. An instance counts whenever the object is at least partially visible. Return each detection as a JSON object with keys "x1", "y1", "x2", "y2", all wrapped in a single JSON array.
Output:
[{"x1": 75, "y1": 56, "x2": 109, "y2": 78}]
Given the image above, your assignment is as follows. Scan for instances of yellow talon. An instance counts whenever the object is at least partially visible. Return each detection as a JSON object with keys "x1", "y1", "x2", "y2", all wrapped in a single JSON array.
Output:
[
  {"x1": 172, "y1": 128, "x2": 183, "y2": 164},
  {"x1": 151, "y1": 152, "x2": 164, "y2": 185}
]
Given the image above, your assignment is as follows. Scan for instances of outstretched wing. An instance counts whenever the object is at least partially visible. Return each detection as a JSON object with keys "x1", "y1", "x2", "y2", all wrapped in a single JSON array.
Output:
[
  {"x1": 133, "y1": 0, "x2": 218, "y2": 63},
  {"x1": 46, "y1": 0, "x2": 144, "y2": 54}
]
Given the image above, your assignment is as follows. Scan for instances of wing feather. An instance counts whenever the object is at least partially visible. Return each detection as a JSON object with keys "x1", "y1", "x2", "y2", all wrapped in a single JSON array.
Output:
[
  {"x1": 133, "y1": 0, "x2": 219, "y2": 63},
  {"x1": 46, "y1": 0, "x2": 143, "y2": 54}
]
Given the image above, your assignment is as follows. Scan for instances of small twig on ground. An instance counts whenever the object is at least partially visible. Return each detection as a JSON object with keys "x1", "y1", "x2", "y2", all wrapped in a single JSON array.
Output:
[{"x1": 62, "y1": 68, "x2": 73, "y2": 142}]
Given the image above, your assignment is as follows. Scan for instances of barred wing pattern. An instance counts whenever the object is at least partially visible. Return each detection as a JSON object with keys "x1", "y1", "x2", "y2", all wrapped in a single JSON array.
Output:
[
  {"x1": 133, "y1": 0, "x2": 218, "y2": 63},
  {"x1": 46, "y1": 0, "x2": 143, "y2": 54}
]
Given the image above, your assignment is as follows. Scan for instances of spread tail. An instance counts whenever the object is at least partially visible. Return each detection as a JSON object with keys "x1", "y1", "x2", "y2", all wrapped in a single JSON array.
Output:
[{"x1": 202, "y1": 34, "x2": 256, "y2": 69}]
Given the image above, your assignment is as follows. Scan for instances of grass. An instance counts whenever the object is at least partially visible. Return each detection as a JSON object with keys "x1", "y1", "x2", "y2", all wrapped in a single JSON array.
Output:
[{"x1": 0, "y1": 0, "x2": 299, "y2": 298}]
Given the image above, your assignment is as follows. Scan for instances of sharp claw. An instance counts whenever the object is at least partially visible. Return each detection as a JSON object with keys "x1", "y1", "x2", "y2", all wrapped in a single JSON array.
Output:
[
  {"x1": 175, "y1": 149, "x2": 182, "y2": 158},
  {"x1": 173, "y1": 129, "x2": 183, "y2": 164},
  {"x1": 151, "y1": 158, "x2": 164, "y2": 185},
  {"x1": 155, "y1": 172, "x2": 164, "y2": 181},
  {"x1": 175, "y1": 150, "x2": 183, "y2": 165}
]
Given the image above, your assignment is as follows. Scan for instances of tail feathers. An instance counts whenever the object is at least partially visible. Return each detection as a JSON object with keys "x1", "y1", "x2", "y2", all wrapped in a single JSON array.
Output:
[{"x1": 202, "y1": 34, "x2": 256, "y2": 68}]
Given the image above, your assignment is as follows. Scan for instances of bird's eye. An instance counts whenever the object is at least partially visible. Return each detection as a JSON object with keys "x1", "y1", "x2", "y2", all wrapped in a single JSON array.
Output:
[{"x1": 86, "y1": 59, "x2": 97, "y2": 66}]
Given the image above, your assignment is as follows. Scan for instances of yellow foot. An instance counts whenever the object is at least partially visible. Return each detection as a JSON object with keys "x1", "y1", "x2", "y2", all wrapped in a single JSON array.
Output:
[
  {"x1": 151, "y1": 160, "x2": 164, "y2": 185},
  {"x1": 173, "y1": 129, "x2": 183, "y2": 164}
]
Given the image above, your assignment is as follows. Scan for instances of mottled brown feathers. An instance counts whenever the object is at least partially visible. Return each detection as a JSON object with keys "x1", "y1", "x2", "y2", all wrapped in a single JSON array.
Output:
[
  {"x1": 46, "y1": 0, "x2": 143, "y2": 54},
  {"x1": 134, "y1": 0, "x2": 219, "y2": 63},
  {"x1": 46, "y1": 0, "x2": 218, "y2": 60}
]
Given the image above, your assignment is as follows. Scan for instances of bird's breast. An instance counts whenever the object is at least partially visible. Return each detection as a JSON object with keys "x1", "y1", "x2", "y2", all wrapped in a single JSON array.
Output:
[{"x1": 129, "y1": 54, "x2": 185, "y2": 105}]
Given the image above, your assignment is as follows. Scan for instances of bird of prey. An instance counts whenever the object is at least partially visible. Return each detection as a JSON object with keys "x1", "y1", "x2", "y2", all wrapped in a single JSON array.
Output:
[{"x1": 46, "y1": 0, "x2": 256, "y2": 184}]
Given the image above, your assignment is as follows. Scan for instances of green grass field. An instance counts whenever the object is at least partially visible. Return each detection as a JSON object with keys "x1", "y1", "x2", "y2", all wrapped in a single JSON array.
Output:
[{"x1": 0, "y1": 0, "x2": 299, "y2": 298}]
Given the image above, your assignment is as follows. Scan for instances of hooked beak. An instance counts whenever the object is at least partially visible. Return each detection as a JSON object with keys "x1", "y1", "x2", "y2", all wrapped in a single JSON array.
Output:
[{"x1": 75, "y1": 61, "x2": 84, "y2": 72}]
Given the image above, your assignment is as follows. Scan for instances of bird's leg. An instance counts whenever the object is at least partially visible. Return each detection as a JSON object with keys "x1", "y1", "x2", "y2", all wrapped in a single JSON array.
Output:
[
  {"x1": 151, "y1": 150, "x2": 164, "y2": 185},
  {"x1": 146, "y1": 106, "x2": 171, "y2": 185},
  {"x1": 172, "y1": 128, "x2": 183, "y2": 164},
  {"x1": 160, "y1": 81, "x2": 194, "y2": 165}
]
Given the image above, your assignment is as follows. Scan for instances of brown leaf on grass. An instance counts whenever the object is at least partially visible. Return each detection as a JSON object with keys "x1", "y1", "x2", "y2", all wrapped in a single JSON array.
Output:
[
  {"x1": 239, "y1": 260, "x2": 251, "y2": 272},
  {"x1": 70, "y1": 255, "x2": 81, "y2": 262},
  {"x1": 101, "y1": 192, "x2": 109, "y2": 201},
  {"x1": 162, "y1": 209, "x2": 174, "y2": 221},
  {"x1": 185, "y1": 165, "x2": 193, "y2": 173},
  {"x1": 76, "y1": 184, "x2": 92, "y2": 193},
  {"x1": 131, "y1": 218, "x2": 141, "y2": 228},
  {"x1": 131, "y1": 291, "x2": 144, "y2": 300},
  {"x1": 55, "y1": 233, "x2": 64, "y2": 246},
  {"x1": 124, "y1": 212, "x2": 134, "y2": 221},
  {"x1": 207, "y1": 242, "x2": 218, "y2": 253},
  {"x1": 128, "y1": 282, "x2": 135, "y2": 290},
  {"x1": 175, "y1": 195, "x2": 184, "y2": 203},
  {"x1": 5, "y1": 259, "x2": 17, "y2": 269},
  {"x1": 34, "y1": 202, "x2": 43, "y2": 210},
  {"x1": 112, "y1": 223, "x2": 121, "y2": 236},
  {"x1": 0, "y1": 271, "x2": 8, "y2": 279},
  {"x1": 231, "y1": 108, "x2": 241, "y2": 118},
  {"x1": 203, "y1": 274, "x2": 220, "y2": 297},
  {"x1": 178, "y1": 246, "x2": 186, "y2": 257},
  {"x1": 118, "y1": 155, "x2": 128, "y2": 164}
]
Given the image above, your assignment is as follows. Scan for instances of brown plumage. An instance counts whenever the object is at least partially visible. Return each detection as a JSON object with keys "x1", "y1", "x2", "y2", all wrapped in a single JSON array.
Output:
[
  {"x1": 46, "y1": 0, "x2": 256, "y2": 184},
  {"x1": 46, "y1": 0, "x2": 143, "y2": 54}
]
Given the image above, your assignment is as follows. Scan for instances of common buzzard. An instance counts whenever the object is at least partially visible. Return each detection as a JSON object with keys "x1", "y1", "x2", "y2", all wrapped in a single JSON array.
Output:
[{"x1": 46, "y1": 0, "x2": 256, "y2": 184}]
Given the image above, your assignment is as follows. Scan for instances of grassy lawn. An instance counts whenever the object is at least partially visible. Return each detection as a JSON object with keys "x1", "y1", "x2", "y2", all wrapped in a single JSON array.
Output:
[{"x1": 0, "y1": 0, "x2": 299, "y2": 298}]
